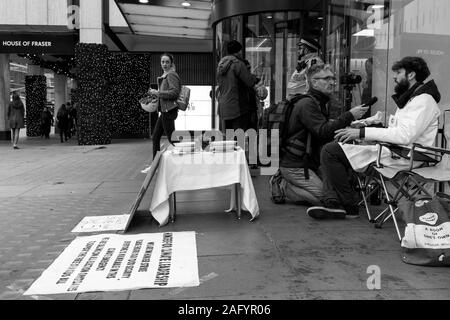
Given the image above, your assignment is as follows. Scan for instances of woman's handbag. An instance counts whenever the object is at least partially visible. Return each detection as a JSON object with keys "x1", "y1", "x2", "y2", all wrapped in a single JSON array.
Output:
[
  {"x1": 177, "y1": 86, "x2": 191, "y2": 111},
  {"x1": 139, "y1": 95, "x2": 158, "y2": 113}
]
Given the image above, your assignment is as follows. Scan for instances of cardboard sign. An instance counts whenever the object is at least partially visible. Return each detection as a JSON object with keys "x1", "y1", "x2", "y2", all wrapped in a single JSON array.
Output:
[{"x1": 71, "y1": 215, "x2": 130, "y2": 233}]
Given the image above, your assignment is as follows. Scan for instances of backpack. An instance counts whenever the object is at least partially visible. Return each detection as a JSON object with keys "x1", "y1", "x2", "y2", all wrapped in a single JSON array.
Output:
[
  {"x1": 262, "y1": 94, "x2": 316, "y2": 178},
  {"x1": 177, "y1": 86, "x2": 191, "y2": 111}
]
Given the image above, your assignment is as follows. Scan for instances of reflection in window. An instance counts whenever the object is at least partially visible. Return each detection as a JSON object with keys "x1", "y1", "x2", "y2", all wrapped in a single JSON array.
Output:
[{"x1": 243, "y1": 11, "x2": 323, "y2": 107}]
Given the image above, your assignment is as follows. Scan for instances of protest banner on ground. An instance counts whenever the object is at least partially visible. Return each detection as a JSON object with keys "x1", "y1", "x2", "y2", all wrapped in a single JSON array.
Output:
[
  {"x1": 24, "y1": 232, "x2": 199, "y2": 295},
  {"x1": 71, "y1": 215, "x2": 130, "y2": 233}
]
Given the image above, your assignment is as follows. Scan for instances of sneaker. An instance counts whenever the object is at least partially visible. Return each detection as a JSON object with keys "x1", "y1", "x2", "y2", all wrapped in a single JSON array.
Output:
[
  {"x1": 269, "y1": 170, "x2": 285, "y2": 204},
  {"x1": 307, "y1": 206, "x2": 346, "y2": 219},
  {"x1": 344, "y1": 205, "x2": 360, "y2": 219}
]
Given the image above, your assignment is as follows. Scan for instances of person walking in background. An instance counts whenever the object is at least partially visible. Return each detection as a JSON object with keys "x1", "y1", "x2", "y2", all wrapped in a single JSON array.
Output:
[
  {"x1": 216, "y1": 40, "x2": 259, "y2": 131},
  {"x1": 57, "y1": 104, "x2": 70, "y2": 143},
  {"x1": 40, "y1": 106, "x2": 53, "y2": 139},
  {"x1": 69, "y1": 102, "x2": 78, "y2": 137},
  {"x1": 7, "y1": 92, "x2": 25, "y2": 149},
  {"x1": 66, "y1": 102, "x2": 73, "y2": 139},
  {"x1": 148, "y1": 53, "x2": 181, "y2": 158}
]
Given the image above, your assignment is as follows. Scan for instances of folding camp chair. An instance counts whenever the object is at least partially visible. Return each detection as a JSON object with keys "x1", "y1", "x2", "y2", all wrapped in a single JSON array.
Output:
[{"x1": 359, "y1": 142, "x2": 450, "y2": 241}]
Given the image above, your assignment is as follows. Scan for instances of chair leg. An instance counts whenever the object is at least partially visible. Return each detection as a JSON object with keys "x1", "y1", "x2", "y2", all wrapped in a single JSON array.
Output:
[
  {"x1": 357, "y1": 175, "x2": 373, "y2": 222},
  {"x1": 376, "y1": 176, "x2": 402, "y2": 242},
  {"x1": 374, "y1": 206, "x2": 389, "y2": 221}
]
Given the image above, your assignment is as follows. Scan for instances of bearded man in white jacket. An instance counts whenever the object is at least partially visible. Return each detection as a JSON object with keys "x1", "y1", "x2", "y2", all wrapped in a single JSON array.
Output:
[{"x1": 307, "y1": 56, "x2": 441, "y2": 219}]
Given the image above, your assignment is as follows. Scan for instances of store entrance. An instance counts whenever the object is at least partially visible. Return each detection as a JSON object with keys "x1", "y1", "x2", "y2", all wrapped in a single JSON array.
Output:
[{"x1": 243, "y1": 10, "x2": 325, "y2": 108}]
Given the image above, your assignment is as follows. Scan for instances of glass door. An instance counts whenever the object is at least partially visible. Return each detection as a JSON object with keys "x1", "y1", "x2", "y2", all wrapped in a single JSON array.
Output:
[{"x1": 244, "y1": 11, "x2": 324, "y2": 107}]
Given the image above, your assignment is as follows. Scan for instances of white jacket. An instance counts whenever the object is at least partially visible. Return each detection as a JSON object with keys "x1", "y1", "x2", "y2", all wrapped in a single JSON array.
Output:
[
  {"x1": 341, "y1": 82, "x2": 441, "y2": 174},
  {"x1": 365, "y1": 93, "x2": 440, "y2": 147}
]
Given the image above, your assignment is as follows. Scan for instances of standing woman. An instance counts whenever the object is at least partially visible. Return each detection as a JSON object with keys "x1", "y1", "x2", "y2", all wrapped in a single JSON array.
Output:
[
  {"x1": 149, "y1": 53, "x2": 181, "y2": 158},
  {"x1": 7, "y1": 92, "x2": 25, "y2": 149}
]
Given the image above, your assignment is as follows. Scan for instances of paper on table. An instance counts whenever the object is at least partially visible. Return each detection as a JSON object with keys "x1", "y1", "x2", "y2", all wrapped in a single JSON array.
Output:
[{"x1": 351, "y1": 111, "x2": 384, "y2": 128}]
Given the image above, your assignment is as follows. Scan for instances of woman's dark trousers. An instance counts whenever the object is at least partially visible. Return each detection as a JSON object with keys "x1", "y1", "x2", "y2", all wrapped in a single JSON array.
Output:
[{"x1": 152, "y1": 108, "x2": 178, "y2": 158}]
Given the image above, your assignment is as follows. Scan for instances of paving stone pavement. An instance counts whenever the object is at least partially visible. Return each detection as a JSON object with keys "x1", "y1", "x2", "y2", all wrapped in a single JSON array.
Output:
[
  {"x1": 1, "y1": 133, "x2": 450, "y2": 301},
  {"x1": 0, "y1": 134, "x2": 150, "y2": 300}
]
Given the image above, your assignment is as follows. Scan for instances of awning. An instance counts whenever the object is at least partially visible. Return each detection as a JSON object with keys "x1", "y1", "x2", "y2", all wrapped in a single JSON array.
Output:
[{"x1": 115, "y1": 0, "x2": 212, "y2": 40}]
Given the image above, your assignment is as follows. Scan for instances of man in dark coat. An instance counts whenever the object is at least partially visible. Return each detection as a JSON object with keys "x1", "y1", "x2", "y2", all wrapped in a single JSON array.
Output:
[
  {"x1": 270, "y1": 64, "x2": 369, "y2": 206},
  {"x1": 40, "y1": 106, "x2": 53, "y2": 139},
  {"x1": 57, "y1": 104, "x2": 70, "y2": 143},
  {"x1": 217, "y1": 40, "x2": 259, "y2": 131}
]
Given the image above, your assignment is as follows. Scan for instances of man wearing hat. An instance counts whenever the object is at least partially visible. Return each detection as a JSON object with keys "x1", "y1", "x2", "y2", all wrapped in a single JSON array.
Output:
[
  {"x1": 217, "y1": 40, "x2": 259, "y2": 130},
  {"x1": 287, "y1": 37, "x2": 324, "y2": 98}
]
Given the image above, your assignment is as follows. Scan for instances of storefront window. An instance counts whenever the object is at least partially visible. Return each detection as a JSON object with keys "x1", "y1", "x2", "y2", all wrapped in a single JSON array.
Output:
[
  {"x1": 327, "y1": 0, "x2": 450, "y2": 123},
  {"x1": 327, "y1": 0, "x2": 390, "y2": 117},
  {"x1": 213, "y1": 0, "x2": 450, "y2": 128},
  {"x1": 214, "y1": 9, "x2": 324, "y2": 114}
]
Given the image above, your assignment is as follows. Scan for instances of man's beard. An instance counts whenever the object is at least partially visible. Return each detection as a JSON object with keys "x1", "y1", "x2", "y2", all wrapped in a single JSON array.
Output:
[{"x1": 394, "y1": 78, "x2": 410, "y2": 95}]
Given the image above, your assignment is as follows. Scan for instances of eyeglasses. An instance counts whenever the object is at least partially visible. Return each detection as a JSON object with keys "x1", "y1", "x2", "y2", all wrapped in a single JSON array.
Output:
[{"x1": 312, "y1": 76, "x2": 336, "y2": 82}]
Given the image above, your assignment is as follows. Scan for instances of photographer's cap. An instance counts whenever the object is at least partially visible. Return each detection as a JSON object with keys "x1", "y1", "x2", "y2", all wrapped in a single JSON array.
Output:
[{"x1": 297, "y1": 38, "x2": 321, "y2": 52}]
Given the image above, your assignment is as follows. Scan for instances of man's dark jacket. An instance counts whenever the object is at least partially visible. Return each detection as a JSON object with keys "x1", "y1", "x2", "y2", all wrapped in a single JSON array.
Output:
[
  {"x1": 280, "y1": 88, "x2": 355, "y2": 170},
  {"x1": 217, "y1": 55, "x2": 258, "y2": 120}
]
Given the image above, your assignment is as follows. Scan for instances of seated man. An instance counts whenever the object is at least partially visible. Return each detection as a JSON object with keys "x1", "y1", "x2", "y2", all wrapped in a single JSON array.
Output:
[
  {"x1": 270, "y1": 64, "x2": 369, "y2": 205},
  {"x1": 307, "y1": 56, "x2": 441, "y2": 219}
]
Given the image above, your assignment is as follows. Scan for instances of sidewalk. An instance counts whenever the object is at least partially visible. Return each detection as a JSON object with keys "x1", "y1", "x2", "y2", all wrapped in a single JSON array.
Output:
[{"x1": 0, "y1": 133, "x2": 449, "y2": 300}]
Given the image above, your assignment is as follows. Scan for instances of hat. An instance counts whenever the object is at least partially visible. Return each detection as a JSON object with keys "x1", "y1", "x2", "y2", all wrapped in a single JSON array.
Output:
[
  {"x1": 297, "y1": 38, "x2": 321, "y2": 52},
  {"x1": 227, "y1": 40, "x2": 242, "y2": 55}
]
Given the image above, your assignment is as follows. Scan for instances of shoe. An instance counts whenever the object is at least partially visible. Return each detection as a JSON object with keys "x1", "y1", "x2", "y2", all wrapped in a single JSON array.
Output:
[
  {"x1": 344, "y1": 205, "x2": 360, "y2": 219},
  {"x1": 307, "y1": 206, "x2": 346, "y2": 219},
  {"x1": 269, "y1": 171, "x2": 285, "y2": 204},
  {"x1": 13, "y1": 145, "x2": 19, "y2": 149}
]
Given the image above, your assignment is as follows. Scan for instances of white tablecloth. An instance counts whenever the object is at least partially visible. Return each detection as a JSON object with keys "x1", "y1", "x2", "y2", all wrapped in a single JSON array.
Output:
[{"x1": 149, "y1": 148, "x2": 260, "y2": 226}]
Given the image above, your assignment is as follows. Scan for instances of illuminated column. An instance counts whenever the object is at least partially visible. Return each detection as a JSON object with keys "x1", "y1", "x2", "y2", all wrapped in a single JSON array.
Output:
[
  {"x1": 79, "y1": 0, "x2": 104, "y2": 44},
  {"x1": 0, "y1": 54, "x2": 11, "y2": 140},
  {"x1": 54, "y1": 73, "x2": 68, "y2": 134}
]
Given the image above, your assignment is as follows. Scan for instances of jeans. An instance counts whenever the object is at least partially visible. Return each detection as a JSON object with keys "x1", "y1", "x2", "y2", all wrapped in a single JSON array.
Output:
[
  {"x1": 279, "y1": 167, "x2": 324, "y2": 206},
  {"x1": 320, "y1": 142, "x2": 359, "y2": 207},
  {"x1": 152, "y1": 108, "x2": 178, "y2": 158},
  {"x1": 59, "y1": 127, "x2": 69, "y2": 142}
]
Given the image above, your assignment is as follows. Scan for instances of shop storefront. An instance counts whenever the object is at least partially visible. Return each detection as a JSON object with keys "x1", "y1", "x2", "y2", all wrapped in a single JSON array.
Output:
[{"x1": 212, "y1": 0, "x2": 450, "y2": 130}]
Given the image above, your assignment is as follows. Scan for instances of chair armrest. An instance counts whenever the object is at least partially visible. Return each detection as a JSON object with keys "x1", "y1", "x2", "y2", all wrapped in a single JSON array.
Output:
[
  {"x1": 374, "y1": 142, "x2": 441, "y2": 169},
  {"x1": 412, "y1": 143, "x2": 450, "y2": 155}
]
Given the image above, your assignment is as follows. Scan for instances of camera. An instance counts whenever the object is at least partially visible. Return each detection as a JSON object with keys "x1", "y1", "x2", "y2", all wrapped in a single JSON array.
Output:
[{"x1": 340, "y1": 72, "x2": 362, "y2": 85}]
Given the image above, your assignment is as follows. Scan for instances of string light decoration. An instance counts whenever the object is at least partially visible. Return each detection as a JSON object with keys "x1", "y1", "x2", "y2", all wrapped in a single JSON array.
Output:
[
  {"x1": 74, "y1": 43, "x2": 111, "y2": 145},
  {"x1": 25, "y1": 75, "x2": 47, "y2": 137},
  {"x1": 73, "y1": 43, "x2": 152, "y2": 145},
  {"x1": 20, "y1": 54, "x2": 75, "y2": 77},
  {"x1": 106, "y1": 53, "x2": 151, "y2": 138}
]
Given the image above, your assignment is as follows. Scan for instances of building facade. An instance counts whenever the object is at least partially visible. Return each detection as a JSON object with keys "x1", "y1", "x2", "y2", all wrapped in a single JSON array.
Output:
[
  {"x1": 1, "y1": 0, "x2": 449, "y2": 141},
  {"x1": 212, "y1": 0, "x2": 450, "y2": 136}
]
